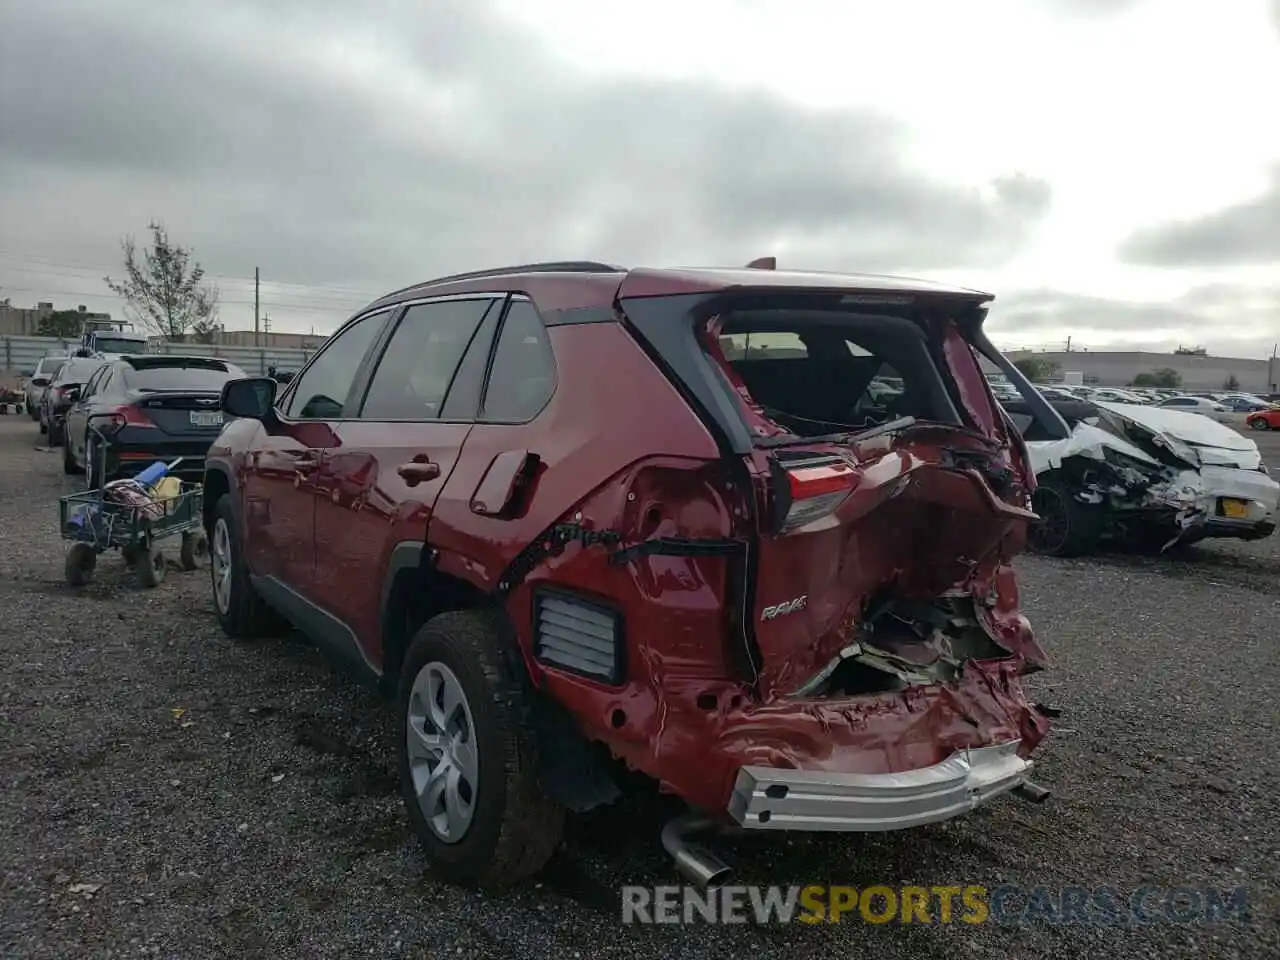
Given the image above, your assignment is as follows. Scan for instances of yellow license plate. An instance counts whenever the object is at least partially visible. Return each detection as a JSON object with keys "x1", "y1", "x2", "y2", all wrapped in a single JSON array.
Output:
[{"x1": 1220, "y1": 498, "x2": 1249, "y2": 519}]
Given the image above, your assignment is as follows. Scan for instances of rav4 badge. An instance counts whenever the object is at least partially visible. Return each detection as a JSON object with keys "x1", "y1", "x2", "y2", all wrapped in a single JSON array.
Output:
[{"x1": 761, "y1": 596, "x2": 808, "y2": 620}]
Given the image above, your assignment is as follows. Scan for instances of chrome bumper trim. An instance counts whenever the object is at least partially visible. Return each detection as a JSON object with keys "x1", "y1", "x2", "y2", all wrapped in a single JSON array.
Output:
[{"x1": 727, "y1": 740, "x2": 1032, "y2": 831}]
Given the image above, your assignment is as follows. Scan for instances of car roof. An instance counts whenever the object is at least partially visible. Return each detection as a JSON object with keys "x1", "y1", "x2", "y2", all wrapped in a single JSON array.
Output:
[{"x1": 367, "y1": 261, "x2": 993, "y2": 315}]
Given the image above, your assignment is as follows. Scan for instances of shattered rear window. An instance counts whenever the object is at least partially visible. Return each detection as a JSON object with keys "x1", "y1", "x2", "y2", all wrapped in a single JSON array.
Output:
[{"x1": 708, "y1": 319, "x2": 943, "y2": 438}]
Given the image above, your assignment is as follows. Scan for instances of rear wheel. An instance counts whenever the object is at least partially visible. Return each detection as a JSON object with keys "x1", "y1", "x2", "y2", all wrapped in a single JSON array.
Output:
[
  {"x1": 1248, "y1": 417, "x2": 1270, "y2": 431},
  {"x1": 47, "y1": 419, "x2": 63, "y2": 446},
  {"x1": 398, "y1": 609, "x2": 564, "y2": 888},
  {"x1": 62, "y1": 438, "x2": 83, "y2": 476},
  {"x1": 1028, "y1": 473, "x2": 1105, "y2": 557},
  {"x1": 83, "y1": 436, "x2": 104, "y2": 488},
  {"x1": 210, "y1": 495, "x2": 285, "y2": 638}
]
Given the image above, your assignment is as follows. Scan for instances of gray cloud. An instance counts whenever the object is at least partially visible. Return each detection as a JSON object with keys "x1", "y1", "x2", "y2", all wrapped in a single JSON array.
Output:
[
  {"x1": 987, "y1": 284, "x2": 1280, "y2": 357},
  {"x1": 1036, "y1": 0, "x2": 1144, "y2": 15},
  {"x1": 1117, "y1": 164, "x2": 1280, "y2": 267},
  {"x1": 0, "y1": 0, "x2": 1051, "y2": 330}
]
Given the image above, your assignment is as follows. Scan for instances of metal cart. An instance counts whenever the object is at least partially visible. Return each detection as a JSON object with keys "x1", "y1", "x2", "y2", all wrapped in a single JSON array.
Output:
[{"x1": 58, "y1": 467, "x2": 207, "y2": 588}]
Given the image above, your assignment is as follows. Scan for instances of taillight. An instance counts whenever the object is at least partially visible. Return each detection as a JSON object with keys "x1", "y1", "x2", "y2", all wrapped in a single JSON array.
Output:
[
  {"x1": 95, "y1": 405, "x2": 154, "y2": 433},
  {"x1": 769, "y1": 456, "x2": 859, "y2": 533}
]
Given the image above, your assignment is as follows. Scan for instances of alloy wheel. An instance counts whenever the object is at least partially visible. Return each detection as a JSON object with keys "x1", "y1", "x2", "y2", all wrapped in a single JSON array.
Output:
[
  {"x1": 1029, "y1": 487, "x2": 1071, "y2": 555},
  {"x1": 406, "y1": 662, "x2": 478, "y2": 843},
  {"x1": 211, "y1": 518, "x2": 233, "y2": 615}
]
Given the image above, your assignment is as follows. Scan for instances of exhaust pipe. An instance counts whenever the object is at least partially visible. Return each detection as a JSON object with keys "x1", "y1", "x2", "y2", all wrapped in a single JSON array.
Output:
[
  {"x1": 1012, "y1": 781, "x2": 1052, "y2": 803},
  {"x1": 661, "y1": 815, "x2": 733, "y2": 888}
]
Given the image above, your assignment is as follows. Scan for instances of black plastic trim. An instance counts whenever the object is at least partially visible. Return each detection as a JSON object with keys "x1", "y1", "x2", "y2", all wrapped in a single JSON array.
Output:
[
  {"x1": 531, "y1": 585, "x2": 626, "y2": 686},
  {"x1": 618, "y1": 293, "x2": 756, "y2": 455},
  {"x1": 252, "y1": 575, "x2": 382, "y2": 684}
]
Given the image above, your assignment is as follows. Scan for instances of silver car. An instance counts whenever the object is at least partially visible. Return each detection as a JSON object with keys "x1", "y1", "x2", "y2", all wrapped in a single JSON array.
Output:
[{"x1": 23, "y1": 357, "x2": 66, "y2": 420}]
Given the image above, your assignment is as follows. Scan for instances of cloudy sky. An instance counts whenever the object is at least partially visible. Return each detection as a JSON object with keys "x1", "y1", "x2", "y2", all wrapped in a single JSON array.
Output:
[{"x1": 1, "y1": 0, "x2": 1277, "y2": 356}]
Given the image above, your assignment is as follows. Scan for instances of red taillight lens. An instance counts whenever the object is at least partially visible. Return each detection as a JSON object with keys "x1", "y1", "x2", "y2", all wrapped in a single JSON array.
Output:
[
  {"x1": 94, "y1": 405, "x2": 154, "y2": 433},
  {"x1": 772, "y1": 457, "x2": 859, "y2": 533}
]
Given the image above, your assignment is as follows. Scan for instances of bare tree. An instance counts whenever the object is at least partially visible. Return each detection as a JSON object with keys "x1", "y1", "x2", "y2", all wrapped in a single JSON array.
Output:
[{"x1": 104, "y1": 222, "x2": 220, "y2": 342}]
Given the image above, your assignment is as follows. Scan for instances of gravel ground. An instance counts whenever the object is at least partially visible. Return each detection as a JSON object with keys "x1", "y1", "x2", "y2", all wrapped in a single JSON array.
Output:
[{"x1": 0, "y1": 417, "x2": 1277, "y2": 959}]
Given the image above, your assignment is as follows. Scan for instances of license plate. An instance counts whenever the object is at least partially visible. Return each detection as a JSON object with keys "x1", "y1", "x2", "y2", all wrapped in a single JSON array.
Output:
[
  {"x1": 1220, "y1": 498, "x2": 1249, "y2": 519},
  {"x1": 190, "y1": 410, "x2": 223, "y2": 427}
]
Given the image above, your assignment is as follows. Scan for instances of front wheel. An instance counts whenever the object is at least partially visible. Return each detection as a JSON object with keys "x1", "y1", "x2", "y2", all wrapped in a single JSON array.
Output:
[
  {"x1": 1248, "y1": 417, "x2": 1270, "y2": 431},
  {"x1": 398, "y1": 609, "x2": 564, "y2": 889},
  {"x1": 210, "y1": 495, "x2": 285, "y2": 638},
  {"x1": 135, "y1": 542, "x2": 166, "y2": 587},
  {"x1": 1028, "y1": 473, "x2": 1105, "y2": 557},
  {"x1": 65, "y1": 544, "x2": 97, "y2": 586}
]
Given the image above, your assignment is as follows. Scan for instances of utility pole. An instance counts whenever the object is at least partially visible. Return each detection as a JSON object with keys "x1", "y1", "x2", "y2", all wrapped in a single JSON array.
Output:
[
  {"x1": 1065, "y1": 335, "x2": 1072, "y2": 353},
  {"x1": 263, "y1": 313, "x2": 271, "y2": 335},
  {"x1": 254, "y1": 267, "x2": 260, "y2": 347}
]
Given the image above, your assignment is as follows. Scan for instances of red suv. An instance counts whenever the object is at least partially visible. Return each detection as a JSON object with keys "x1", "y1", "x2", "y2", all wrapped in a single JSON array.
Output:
[{"x1": 204, "y1": 260, "x2": 1063, "y2": 888}]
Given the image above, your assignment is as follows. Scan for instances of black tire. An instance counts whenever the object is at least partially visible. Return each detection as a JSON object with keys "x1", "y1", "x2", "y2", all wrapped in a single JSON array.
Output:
[
  {"x1": 39, "y1": 417, "x2": 48, "y2": 436},
  {"x1": 64, "y1": 544, "x2": 97, "y2": 586},
  {"x1": 1028, "y1": 472, "x2": 1105, "y2": 557},
  {"x1": 83, "y1": 436, "x2": 108, "y2": 489},
  {"x1": 135, "y1": 542, "x2": 166, "y2": 588},
  {"x1": 1248, "y1": 417, "x2": 1269, "y2": 431},
  {"x1": 210, "y1": 495, "x2": 285, "y2": 638},
  {"x1": 62, "y1": 437, "x2": 83, "y2": 475},
  {"x1": 27, "y1": 402, "x2": 37, "y2": 420},
  {"x1": 47, "y1": 419, "x2": 64, "y2": 447},
  {"x1": 397, "y1": 609, "x2": 564, "y2": 889},
  {"x1": 179, "y1": 531, "x2": 209, "y2": 571}
]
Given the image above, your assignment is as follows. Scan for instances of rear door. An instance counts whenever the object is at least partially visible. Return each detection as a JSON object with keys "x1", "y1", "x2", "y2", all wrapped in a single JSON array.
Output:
[
  {"x1": 66, "y1": 363, "x2": 111, "y2": 462},
  {"x1": 242, "y1": 308, "x2": 391, "y2": 595},
  {"x1": 311, "y1": 295, "x2": 501, "y2": 662}
]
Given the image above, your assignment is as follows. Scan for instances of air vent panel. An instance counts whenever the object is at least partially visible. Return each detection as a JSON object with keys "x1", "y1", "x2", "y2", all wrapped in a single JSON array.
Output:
[{"x1": 533, "y1": 591, "x2": 623, "y2": 684}]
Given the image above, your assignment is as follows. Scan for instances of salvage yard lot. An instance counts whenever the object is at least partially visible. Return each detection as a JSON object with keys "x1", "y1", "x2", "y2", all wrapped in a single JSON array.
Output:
[{"x1": 1, "y1": 418, "x2": 1277, "y2": 960}]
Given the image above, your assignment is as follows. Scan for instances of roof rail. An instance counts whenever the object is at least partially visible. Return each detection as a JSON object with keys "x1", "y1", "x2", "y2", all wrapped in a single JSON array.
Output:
[{"x1": 380, "y1": 261, "x2": 625, "y2": 301}]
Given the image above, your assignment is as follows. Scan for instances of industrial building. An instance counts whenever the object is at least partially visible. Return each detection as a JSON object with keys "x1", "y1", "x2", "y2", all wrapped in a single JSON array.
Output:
[{"x1": 1005, "y1": 349, "x2": 1278, "y2": 394}]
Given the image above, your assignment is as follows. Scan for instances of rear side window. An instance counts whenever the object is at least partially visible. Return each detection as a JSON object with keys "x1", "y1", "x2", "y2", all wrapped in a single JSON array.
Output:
[
  {"x1": 360, "y1": 299, "x2": 497, "y2": 420},
  {"x1": 480, "y1": 301, "x2": 556, "y2": 422}
]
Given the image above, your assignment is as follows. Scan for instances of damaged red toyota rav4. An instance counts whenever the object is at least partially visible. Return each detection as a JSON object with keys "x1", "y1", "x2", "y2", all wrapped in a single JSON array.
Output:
[{"x1": 202, "y1": 259, "x2": 1064, "y2": 888}]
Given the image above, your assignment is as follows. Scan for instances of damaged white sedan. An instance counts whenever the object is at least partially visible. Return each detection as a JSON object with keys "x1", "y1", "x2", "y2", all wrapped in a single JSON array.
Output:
[{"x1": 1004, "y1": 398, "x2": 1279, "y2": 556}]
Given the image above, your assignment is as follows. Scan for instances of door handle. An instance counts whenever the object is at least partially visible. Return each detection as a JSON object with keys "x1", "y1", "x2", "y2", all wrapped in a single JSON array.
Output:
[{"x1": 397, "y1": 455, "x2": 441, "y2": 487}]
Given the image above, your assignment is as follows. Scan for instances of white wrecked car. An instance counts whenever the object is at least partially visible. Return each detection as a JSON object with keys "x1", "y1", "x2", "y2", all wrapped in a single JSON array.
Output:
[{"x1": 1004, "y1": 398, "x2": 1279, "y2": 556}]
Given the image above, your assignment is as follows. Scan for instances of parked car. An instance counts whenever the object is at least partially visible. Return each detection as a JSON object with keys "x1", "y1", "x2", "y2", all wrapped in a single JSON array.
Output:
[
  {"x1": 1036, "y1": 386, "x2": 1077, "y2": 402},
  {"x1": 1220, "y1": 394, "x2": 1271, "y2": 413},
  {"x1": 23, "y1": 357, "x2": 66, "y2": 419},
  {"x1": 1090, "y1": 387, "x2": 1148, "y2": 404},
  {"x1": 1003, "y1": 398, "x2": 1278, "y2": 555},
  {"x1": 1246, "y1": 407, "x2": 1280, "y2": 431},
  {"x1": 41, "y1": 357, "x2": 107, "y2": 446},
  {"x1": 62, "y1": 355, "x2": 247, "y2": 486},
  {"x1": 202, "y1": 259, "x2": 1057, "y2": 888},
  {"x1": 1156, "y1": 395, "x2": 1234, "y2": 423}
]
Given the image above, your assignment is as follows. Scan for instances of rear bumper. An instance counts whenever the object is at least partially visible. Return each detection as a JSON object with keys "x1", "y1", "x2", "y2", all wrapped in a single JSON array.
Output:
[
  {"x1": 728, "y1": 740, "x2": 1033, "y2": 831},
  {"x1": 104, "y1": 438, "x2": 214, "y2": 481}
]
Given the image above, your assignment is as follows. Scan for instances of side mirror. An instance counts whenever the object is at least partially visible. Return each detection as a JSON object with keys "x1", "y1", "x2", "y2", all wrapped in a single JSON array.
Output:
[
  {"x1": 221, "y1": 377, "x2": 278, "y2": 421},
  {"x1": 31, "y1": 376, "x2": 50, "y2": 387},
  {"x1": 63, "y1": 385, "x2": 82, "y2": 402}
]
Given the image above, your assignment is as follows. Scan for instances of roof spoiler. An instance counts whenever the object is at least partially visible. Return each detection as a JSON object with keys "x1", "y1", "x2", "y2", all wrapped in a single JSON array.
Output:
[{"x1": 744, "y1": 257, "x2": 776, "y2": 270}]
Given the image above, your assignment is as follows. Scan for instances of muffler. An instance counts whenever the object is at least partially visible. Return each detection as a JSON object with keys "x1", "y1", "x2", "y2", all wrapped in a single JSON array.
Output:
[
  {"x1": 661, "y1": 815, "x2": 733, "y2": 888},
  {"x1": 1012, "y1": 781, "x2": 1052, "y2": 803}
]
